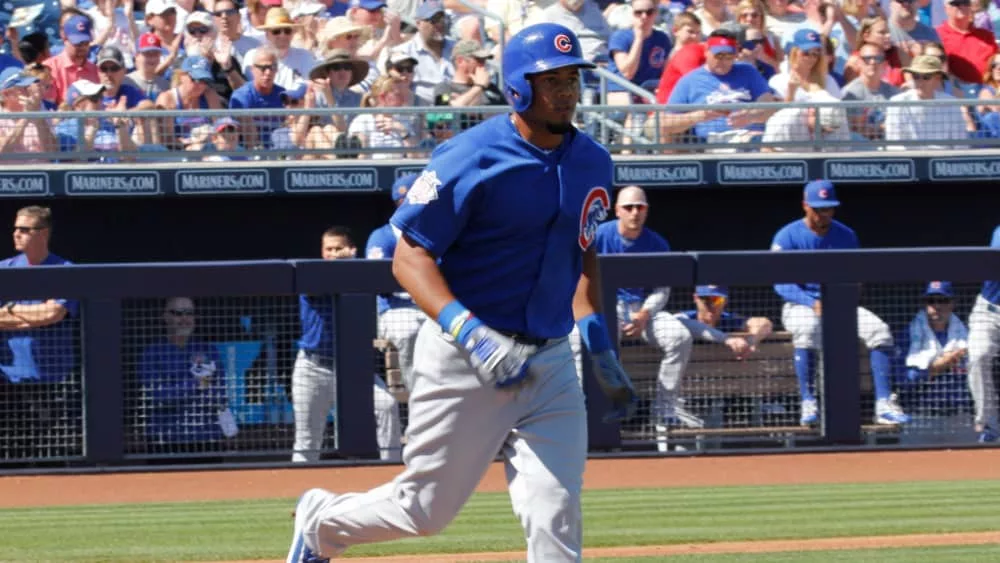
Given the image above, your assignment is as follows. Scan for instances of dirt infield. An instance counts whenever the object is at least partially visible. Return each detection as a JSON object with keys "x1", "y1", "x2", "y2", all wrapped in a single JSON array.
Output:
[{"x1": 3, "y1": 449, "x2": 1000, "y2": 560}]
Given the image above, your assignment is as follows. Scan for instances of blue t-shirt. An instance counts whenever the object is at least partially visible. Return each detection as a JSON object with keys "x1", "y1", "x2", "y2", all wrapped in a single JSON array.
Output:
[
  {"x1": 0, "y1": 54, "x2": 24, "y2": 74},
  {"x1": 680, "y1": 309, "x2": 747, "y2": 333},
  {"x1": 391, "y1": 114, "x2": 614, "y2": 339},
  {"x1": 229, "y1": 82, "x2": 286, "y2": 148},
  {"x1": 981, "y1": 225, "x2": 1000, "y2": 305},
  {"x1": 101, "y1": 83, "x2": 146, "y2": 110},
  {"x1": 365, "y1": 223, "x2": 417, "y2": 316},
  {"x1": 667, "y1": 63, "x2": 772, "y2": 139},
  {"x1": 298, "y1": 294, "x2": 335, "y2": 354},
  {"x1": 0, "y1": 253, "x2": 79, "y2": 383},
  {"x1": 606, "y1": 29, "x2": 671, "y2": 92},
  {"x1": 770, "y1": 218, "x2": 859, "y2": 306},
  {"x1": 139, "y1": 340, "x2": 225, "y2": 444},
  {"x1": 593, "y1": 220, "x2": 671, "y2": 305}
]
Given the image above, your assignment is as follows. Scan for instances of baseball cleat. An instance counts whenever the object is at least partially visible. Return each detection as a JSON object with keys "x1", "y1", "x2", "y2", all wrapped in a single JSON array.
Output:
[
  {"x1": 978, "y1": 426, "x2": 999, "y2": 443},
  {"x1": 875, "y1": 395, "x2": 910, "y2": 425},
  {"x1": 799, "y1": 399, "x2": 818, "y2": 426},
  {"x1": 287, "y1": 489, "x2": 331, "y2": 563}
]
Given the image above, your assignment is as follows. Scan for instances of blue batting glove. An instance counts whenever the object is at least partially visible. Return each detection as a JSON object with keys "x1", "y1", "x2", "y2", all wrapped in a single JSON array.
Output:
[{"x1": 591, "y1": 350, "x2": 639, "y2": 423}]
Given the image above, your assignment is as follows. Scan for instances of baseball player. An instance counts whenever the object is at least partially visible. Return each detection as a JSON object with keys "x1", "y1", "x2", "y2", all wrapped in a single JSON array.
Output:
[
  {"x1": 291, "y1": 226, "x2": 402, "y2": 463},
  {"x1": 967, "y1": 225, "x2": 1000, "y2": 443},
  {"x1": 568, "y1": 185, "x2": 709, "y2": 429},
  {"x1": 771, "y1": 180, "x2": 910, "y2": 427},
  {"x1": 286, "y1": 23, "x2": 638, "y2": 563},
  {"x1": 366, "y1": 173, "x2": 429, "y2": 394}
]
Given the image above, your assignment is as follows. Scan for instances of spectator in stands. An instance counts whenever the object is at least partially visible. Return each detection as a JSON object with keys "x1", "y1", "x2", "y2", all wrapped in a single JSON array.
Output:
[
  {"x1": 566, "y1": 186, "x2": 704, "y2": 434},
  {"x1": 780, "y1": 0, "x2": 858, "y2": 76},
  {"x1": 967, "y1": 225, "x2": 1000, "y2": 443},
  {"x1": 385, "y1": 50, "x2": 418, "y2": 103},
  {"x1": 44, "y1": 14, "x2": 99, "y2": 105},
  {"x1": 0, "y1": 206, "x2": 79, "y2": 459},
  {"x1": 348, "y1": 74, "x2": 419, "y2": 158},
  {"x1": 17, "y1": 32, "x2": 52, "y2": 67},
  {"x1": 761, "y1": 89, "x2": 850, "y2": 149},
  {"x1": 842, "y1": 16, "x2": 905, "y2": 85},
  {"x1": 214, "y1": 0, "x2": 262, "y2": 68},
  {"x1": 696, "y1": 0, "x2": 733, "y2": 35},
  {"x1": 432, "y1": 39, "x2": 504, "y2": 129},
  {"x1": 144, "y1": 0, "x2": 183, "y2": 61},
  {"x1": 885, "y1": 54, "x2": 969, "y2": 149},
  {"x1": 366, "y1": 174, "x2": 428, "y2": 396},
  {"x1": 207, "y1": 117, "x2": 246, "y2": 159},
  {"x1": 763, "y1": 0, "x2": 807, "y2": 40},
  {"x1": 155, "y1": 56, "x2": 225, "y2": 149},
  {"x1": 606, "y1": 0, "x2": 672, "y2": 105},
  {"x1": 739, "y1": 26, "x2": 776, "y2": 80},
  {"x1": 317, "y1": 17, "x2": 380, "y2": 91},
  {"x1": 352, "y1": 0, "x2": 405, "y2": 64},
  {"x1": 771, "y1": 180, "x2": 909, "y2": 427},
  {"x1": 937, "y1": 0, "x2": 997, "y2": 92},
  {"x1": 976, "y1": 53, "x2": 1000, "y2": 134},
  {"x1": 244, "y1": 8, "x2": 317, "y2": 89},
  {"x1": 139, "y1": 297, "x2": 235, "y2": 453},
  {"x1": 128, "y1": 33, "x2": 171, "y2": 102},
  {"x1": 532, "y1": 0, "x2": 612, "y2": 63},
  {"x1": 291, "y1": 50, "x2": 366, "y2": 156},
  {"x1": 0, "y1": 69, "x2": 56, "y2": 162},
  {"x1": 291, "y1": 226, "x2": 402, "y2": 462},
  {"x1": 96, "y1": 46, "x2": 145, "y2": 109},
  {"x1": 61, "y1": 79, "x2": 138, "y2": 159},
  {"x1": 291, "y1": 1, "x2": 327, "y2": 53},
  {"x1": 485, "y1": 0, "x2": 553, "y2": 46},
  {"x1": 241, "y1": 0, "x2": 274, "y2": 42},
  {"x1": 769, "y1": 29, "x2": 840, "y2": 100},
  {"x1": 391, "y1": 1, "x2": 455, "y2": 105},
  {"x1": 230, "y1": 47, "x2": 287, "y2": 150},
  {"x1": 177, "y1": 12, "x2": 244, "y2": 103},
  {"x1": 889, "y1": 0, "x2": 940, "y2": 67},
  {"x1": 736, "y1": 0, "x2": 782, "y2": 69},
  {"x1": 661, "y1": 29, "x2": 778, "y2": 146},
  {"x1": 422, "y1": 110, "x2": 456, "y2": 147},
  {"x1": 840, "y1": 41, "x2": 900, "y2": 140},
  {"x1": 86, "y1": 0, "x2": 140, "y2": 69},
  {"x1": 654, "y1": 12, "x2": 703, "y2": 104},
  {"x1": 21, "y1": 63, "x2": 58, "y2": 111}
]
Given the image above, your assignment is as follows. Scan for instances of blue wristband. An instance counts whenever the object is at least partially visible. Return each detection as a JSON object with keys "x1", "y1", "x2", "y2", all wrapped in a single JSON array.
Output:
[
  {"x1": 577, "y1": 313, "x2": 611, "y2": 354},
  {"x1": 437, "y1": 300, "x2": 482, "y2": 344}
]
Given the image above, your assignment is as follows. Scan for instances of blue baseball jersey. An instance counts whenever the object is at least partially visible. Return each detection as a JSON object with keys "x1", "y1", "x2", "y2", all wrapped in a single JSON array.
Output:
[
  {"x1": 981, "y1": 225, "x2": 1000, "y2": 305},
  {"x1": 366, "y1": 223, "x2": 416, "y2": 315},
  {"x1": 771, "y1": 218, "x2": 859, "y2": 305},
  {"x1": 139, "y1": 340, "x2": 226, "y2": 444},
  {"x1": 593, "y1": 220, "x2": 671, "y2": 304},
  {"x1": 298, "y1": 295, "x2": 336, "y2": 355},
  {"x1": 667, "y1": 62, "x2": 772, "y2": 139},
  {"x1": 679, "y1": 309, "x2": 747, "y2": 333},
  {"x1": 606, "y1": 29, "x2": 672, "y2": 91},
  {"x1": 391, "y1": 114, "x2": 614, "y2": 339},
  {"x1": 0, "y1": 253, "x2": 79, "y2": 383}
]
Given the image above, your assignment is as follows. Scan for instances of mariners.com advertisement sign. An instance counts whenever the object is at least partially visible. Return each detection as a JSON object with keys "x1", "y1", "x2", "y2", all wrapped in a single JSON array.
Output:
[{"x1": 0, "y1": 156, "x2": 993, "y2": 197}]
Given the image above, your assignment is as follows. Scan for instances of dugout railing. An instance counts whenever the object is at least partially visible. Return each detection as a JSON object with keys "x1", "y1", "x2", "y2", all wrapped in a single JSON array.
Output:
[{"x1": 0, "y1": 248, "x2": 997, "y2": 471}]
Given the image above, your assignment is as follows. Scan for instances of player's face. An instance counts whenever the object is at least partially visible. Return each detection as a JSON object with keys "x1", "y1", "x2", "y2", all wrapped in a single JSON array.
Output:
[
  {"x1": 525, "y1": 66, "x2": 581, "y2": 134},
  {"x1": 695, "y1": 295, "x2": 726, "y2": 326},
  {"x1": 322, "y1": 235, "x2": 357, "y2": 260},
  {"x1": 12, "y1": 213, "x2": 48, "y2": 254},
  {"x1": 803, "y1": 203, "x2": 835, "y2": 232},
  {"x1": 163, "y1": 297, "x2": 196, "y2": 338},
  {"x1": 925, "y1": 295, "x2": 954, "y2": 322},
  {"x1": 615, "y1": 202, "x2": 648, "y2": 231}
]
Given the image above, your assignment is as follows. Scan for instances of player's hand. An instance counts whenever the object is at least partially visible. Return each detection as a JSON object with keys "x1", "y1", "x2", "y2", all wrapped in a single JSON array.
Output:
[
  {"x1": 590, "y1": 350, "x2": 639, "y2": 423},
  {"x1": 725, "y1": 336, "x2": 750, "y2": 359},
  {"x1": 462, "y1": 324, "x2": 538, "y2": 388},
  {"x1": 622, "y1": 309, "x2": 650, "y2": 338}
]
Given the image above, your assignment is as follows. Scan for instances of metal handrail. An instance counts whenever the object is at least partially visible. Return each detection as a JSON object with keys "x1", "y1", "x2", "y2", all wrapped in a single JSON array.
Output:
[{"x1": 592, "y1": 67, "x2": 658, "y2": 104}]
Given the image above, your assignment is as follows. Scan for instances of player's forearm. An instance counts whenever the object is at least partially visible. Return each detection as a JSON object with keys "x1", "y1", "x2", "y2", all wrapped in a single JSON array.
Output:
[
  {"x1": 572, "y1": 247, "x2": 603, "y2": 320},
  {"x1": 774, "y1": 283, "x2": 816, "y2": 307},
  {"x1": 392, "y1": 233, "x2": 456, "y2": 321},
  {"x1": 10, "y1": 301, "x2": 67, "y2": 326}
]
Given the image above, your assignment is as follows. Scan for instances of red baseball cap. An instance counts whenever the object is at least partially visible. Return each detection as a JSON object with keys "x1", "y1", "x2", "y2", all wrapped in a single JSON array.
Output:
[
  {"x1": 137, "y1": 32, "x2": 164, "y2": 53},
  {"x1": 261, "y1": 0, "x2": 283, "y2": 6}
]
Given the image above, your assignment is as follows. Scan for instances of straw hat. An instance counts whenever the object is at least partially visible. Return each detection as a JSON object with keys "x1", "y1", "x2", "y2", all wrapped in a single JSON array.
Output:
[
  {"x1": 904, "y1": 55, "x2": 946, "y2": 76},
  {"x1": 258, "y1": 7, "x2": 302, "y2": 30},
  {"x1": 321, "y1": 16, "x2": 370, "y2": 41},
  {"x1": 308, "y1": 48, "x2": 369, "y2": 85}
]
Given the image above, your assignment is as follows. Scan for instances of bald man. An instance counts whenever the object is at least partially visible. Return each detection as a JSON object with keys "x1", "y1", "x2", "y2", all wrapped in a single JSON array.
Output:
[{"x1": 568, "y1": 186, "x2": 704, "y2": 432}]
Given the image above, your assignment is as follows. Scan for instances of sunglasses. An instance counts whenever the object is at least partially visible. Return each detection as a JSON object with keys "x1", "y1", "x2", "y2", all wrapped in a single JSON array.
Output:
[
  {"x1": 619, "y1": 203, "x2": 647, "y2": 211},
  {"x1": 393, "y1": 63, "x2": 416, "y2": 73},
  {"x1": 739, "y1": 10, "x2": 762, "y2": 17},
  {"x1": 213, "y1": 7, "x2": 239, "y2": 16},
  {"x1": 699, "y1": 295, "x2": 726, "y2": 308},
  {"x1": 342, "y1": 32, "x2": 361, "y2": 40},
  {"x1": 950, "y1": 0, "x2": 972, "y2": 6},
  {"x1": 801, "y1": 49, "x2": 822, "y2": 57},
  {"x1": 633, "y1": 8, "x2": 656, "y2": 15},
  {"x1": 188, "y1": 26, "x2": 212, "y2": 36},
  {"x1": 269, "y1": 28, "x2": 294, "y2": 35},
  {"x1": 253, "y1": 63, "x2": 278, "y2": 72},
  {"x1": 13, "y1": 226, "x2": 45, "y2": 234},
  {"x1": 329, "y1": 63, "x2": 354, "y2": 72},
  {"x1": 99, "y1": 63, "x2": 123, "y2": 73},
  {"x1": 427, "y1": 13, "x2": 447, "y2": 24},
  {"x1": 912, "y1": 72, "x2": 938, "y2": 80},
  {"x1": 860, "y1": 55, "x2": 885, "y2": 64},
  {"x1": 167, "y1": 309, "x2": 195, "y2": 317}
]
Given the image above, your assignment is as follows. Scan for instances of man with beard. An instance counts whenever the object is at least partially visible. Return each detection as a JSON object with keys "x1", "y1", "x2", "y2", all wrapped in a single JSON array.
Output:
[
  {"x1": 771, "y1": 180, "x2": 910, "y2": 428},
  {"x1": 387, "y1": 0, "x2": 455, "y2": 105},
  {"x1": 285, "y1": 23, "x2": 637, "y2": 563}
]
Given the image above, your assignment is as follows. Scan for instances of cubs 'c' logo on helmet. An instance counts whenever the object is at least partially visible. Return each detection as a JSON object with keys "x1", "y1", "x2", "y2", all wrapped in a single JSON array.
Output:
[
  {"x1": 578, "y1": 187, "x2": 610, "y2": 250},
  {"x1": 554, "y1": 34, "x2": 574, "y2": 53}
]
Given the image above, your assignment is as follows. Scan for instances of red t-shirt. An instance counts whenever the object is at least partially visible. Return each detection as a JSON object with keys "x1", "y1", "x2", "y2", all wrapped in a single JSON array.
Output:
[
  {"x1": 655, "y1": 43, "x2": 706, "y2": 104},
  {"x1": 936, "y1": 22, "x2": 998, "y2": 84}
]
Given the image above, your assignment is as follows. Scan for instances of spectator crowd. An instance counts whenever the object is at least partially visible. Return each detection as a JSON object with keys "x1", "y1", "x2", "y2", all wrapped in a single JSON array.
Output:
[{"x1": 1, "y1": 0, "x2": 999, "y2": 159}]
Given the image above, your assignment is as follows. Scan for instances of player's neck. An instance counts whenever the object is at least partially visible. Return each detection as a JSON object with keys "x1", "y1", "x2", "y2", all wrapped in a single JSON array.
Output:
[
  {"x1": 511, "y1": 113, "x2": 564, "y2": 150},
  {"x1": 929, "y1": 317, "x2": 949, "y2": 332},
  {"x1": 23, "y1": 249, "x2": 48, "y2": 265}
]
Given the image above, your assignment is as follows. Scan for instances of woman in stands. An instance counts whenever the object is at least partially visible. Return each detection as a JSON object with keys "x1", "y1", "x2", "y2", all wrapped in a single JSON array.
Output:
[
  {"x1": 153, "y1": 55, "x2": 225, "y2": 150},
  {"x1": 768, "y1": 29, "x2": 840, "y2": 102},
  {"x1": 346, "y1": 75, "x2": 420, "y2": 160},
  {"x1": 842, "y1": 16, "x2": 904, "y2": 86},
  {"x1": 735, "y1": 0, "x2": 782, "y2": 69}
]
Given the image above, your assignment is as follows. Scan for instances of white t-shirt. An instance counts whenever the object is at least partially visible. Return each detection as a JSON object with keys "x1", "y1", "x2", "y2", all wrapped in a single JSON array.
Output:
[
  {"x1": 768, "y1": 72, "x2": 841, "y2": 101},
  {"x1": 884, "y1": 89, "x2": 968, "y2": 150},
  {"x1": 347, "y1": 113, "x2": 414, "y2": 159},
  {"x1": 761, "y1": 106, "x2": 850, "y2": 149}
]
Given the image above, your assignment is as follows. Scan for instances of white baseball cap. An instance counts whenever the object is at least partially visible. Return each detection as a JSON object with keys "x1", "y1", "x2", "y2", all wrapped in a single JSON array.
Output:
[{"x1": 145, "y1": 0, "x2": 178, "y2": 16}]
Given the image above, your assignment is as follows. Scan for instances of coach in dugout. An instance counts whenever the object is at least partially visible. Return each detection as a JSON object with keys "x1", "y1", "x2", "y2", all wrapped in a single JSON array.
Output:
[{"x1": 0, "y1": 206, "x2": 80, "y2": 460}]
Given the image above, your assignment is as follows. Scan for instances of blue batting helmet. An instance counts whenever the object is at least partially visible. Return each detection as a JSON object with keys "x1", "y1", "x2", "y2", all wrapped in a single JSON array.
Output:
[{"x1": 502, "y1": 23, "x2": 595, "y2": 112}]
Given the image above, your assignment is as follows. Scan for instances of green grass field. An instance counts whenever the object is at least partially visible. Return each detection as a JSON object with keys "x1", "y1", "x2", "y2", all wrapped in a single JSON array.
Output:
[{"x1": 3, "y1": 480, "x2": 999, "y2": 562}]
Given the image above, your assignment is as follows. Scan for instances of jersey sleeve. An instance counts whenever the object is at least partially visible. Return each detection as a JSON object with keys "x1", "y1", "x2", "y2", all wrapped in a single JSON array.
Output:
[
  {"x1": 389, "y1": 143, "x2": 480, "y2": 257},
  {"x1": 608, "y1": 29, "x2": 632, "y2": 55},
  {"x1": 365, "y1": 227, "x2": 390, "y2": 259},
  {"x1": 991, "y1": 226, "x2": 1000, "y2": 248}
]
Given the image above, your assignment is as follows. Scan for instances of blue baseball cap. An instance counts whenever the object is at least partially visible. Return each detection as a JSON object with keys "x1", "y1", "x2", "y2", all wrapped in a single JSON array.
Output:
[
  {"x1": 392, "y1": 173, "x2": 418, "y2": 202},
  {"x1": 696, "y1": 285, "x2": 729, "y2": 299},
  {"x1": 415, "y1": 0, "x2": 445, "y2": 20},
  {"x1": 0, "y1": 67, "x2": 38, "y2": 91},
  {"x1": 803, "y1": 179, "x2": 839, "y2": 208},
  {"x1": 63, "y1": 15, "x2": 94, "y2": 45},
  {"x1": 792, "y1": 28, "x2": 822, "y2": 52},
  {"x1": 924, "y1": 281, "x2": 954, "y2": 298},
  {"x1": 181, "y1": 55, "x2": 214, "y2": 82},
  {"x1": 351, "y1": 0, "x2": 387, "y2": 9}
]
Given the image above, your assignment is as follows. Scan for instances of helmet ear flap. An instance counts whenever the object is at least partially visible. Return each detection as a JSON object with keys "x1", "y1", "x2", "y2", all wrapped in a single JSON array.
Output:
[{"x1": 505, "y1": 75, "x2": 532, "y2": 113}]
